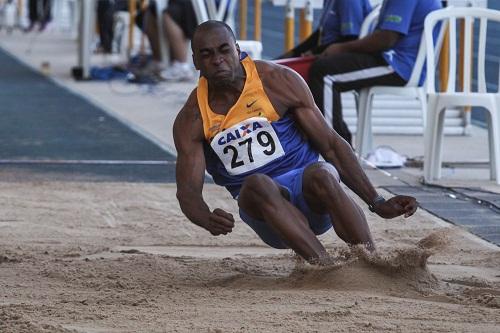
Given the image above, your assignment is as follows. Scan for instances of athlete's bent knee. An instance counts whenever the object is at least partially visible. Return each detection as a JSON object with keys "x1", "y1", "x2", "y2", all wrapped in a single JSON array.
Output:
[
  {"x1": 239, "y1": 174, "x2": 280, "y2": 204},
  {"x1": 305, "y1": 162, "x2": 339, "y2": 183},
  {"x1": 305, "y1": 163, "x2": 341, "y2": 197},
  {"x1": 241, "y1": 174, "x2": 274, "y2": 193},
  {"x1": 238, "y1": 174, "x2": 284, "y2": 219}
]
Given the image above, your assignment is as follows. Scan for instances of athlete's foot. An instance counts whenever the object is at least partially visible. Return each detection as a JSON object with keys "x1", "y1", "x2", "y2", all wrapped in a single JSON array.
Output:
[
  {"x1": 307, "y1": 255, "x2": 339, "y2": 266},
  {"x1": 362, "y1": 240, "x2": 376, "y2": 253},
  {"x1": 303, "y1": 251, "x2": 335, "y2": 266},
  {"x1": 348, "y1": 241, "x2": 376, "y2": 254}
]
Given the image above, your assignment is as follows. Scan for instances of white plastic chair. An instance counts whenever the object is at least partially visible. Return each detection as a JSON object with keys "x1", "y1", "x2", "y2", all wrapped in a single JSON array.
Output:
[
  {"x1": 355, "y1": 41, "x2": 429, "y2": 159},
  {"x1": 354, "y1": 5, "x2": 449, "y2": 159},
  {"x1": 155, "y1": 0, "x2": 170, "y2": 64},
  {"x1": 358, "y1": 3, "x2": 381, "y2": 38},
  {"x1": 423, "y1": 7, "x2": 500, "y2": 184}
]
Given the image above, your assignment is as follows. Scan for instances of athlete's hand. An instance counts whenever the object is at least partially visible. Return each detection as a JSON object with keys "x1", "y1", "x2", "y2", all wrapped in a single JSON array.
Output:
[
  {"x1": 373, "y1": 195, "x2": 418, "y2": 219},
  {"x1": 204, "y1": 208, "x2": 235, "y2": 236}
]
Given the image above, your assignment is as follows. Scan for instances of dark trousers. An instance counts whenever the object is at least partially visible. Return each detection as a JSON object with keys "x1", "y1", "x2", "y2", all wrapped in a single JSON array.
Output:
[
  {"x1": 28, "y1": 0, "x2": 52, "y2": 24},
  {"x1": 308, "y1": 52, "x2": 407, "y2": 145},
  {"x1": 97, "y1": 0, "x2": 114, "y2": 53},
  {"x1": 97, "y1": 0, "x2": 129, "y2": 53}
]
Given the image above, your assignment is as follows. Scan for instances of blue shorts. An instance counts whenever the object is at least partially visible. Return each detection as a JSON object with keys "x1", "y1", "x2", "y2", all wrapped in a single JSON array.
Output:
[{"x1": 239, "y1": 167, "x2": 333, "y2": 249}]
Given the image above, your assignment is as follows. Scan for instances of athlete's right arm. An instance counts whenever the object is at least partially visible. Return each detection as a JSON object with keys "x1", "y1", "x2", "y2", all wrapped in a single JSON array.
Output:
[{"x1": 173, "y1": 91, "x2": 234, "y2": 236}]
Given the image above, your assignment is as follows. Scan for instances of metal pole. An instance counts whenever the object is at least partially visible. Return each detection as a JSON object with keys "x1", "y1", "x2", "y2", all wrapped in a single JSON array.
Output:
[
  {"x1": 128, "y1": 0, "x2": 137, "y2": 57},
  {"x1": 299, "y1": 0, "x2": 312, "y2": 41},
  {"x1": 157, "y1": 0, "x2": 170, "y2": 64},
  {"x1": 254, "y1": 0, "x2": 261, "y2": 41},
  {"x1": 284, "y1": 0, "x2": 294, "y2": 51},
  {"x1": 439, "y1": 25, "x2": 449, "y2": 91},
  {"x1": 239, "y1": 0, "x2": 247, "y2": 39},
  {"x1": 139, "y1": 0, "x2": 148, "y2": 55},
  {"x1": 78, "y1": 0, "x2": 94, "y2": 80},
  {"x1": 17, "y1": 0, "x2": 23, "y2": 22},
  {"x1": 299, "y1": 9, "x2": 306, "y2": 41}
]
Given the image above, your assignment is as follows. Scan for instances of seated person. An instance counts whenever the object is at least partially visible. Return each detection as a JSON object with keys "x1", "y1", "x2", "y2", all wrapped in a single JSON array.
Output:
[
  {"x1": 308, "y1": 0, "x2": 442, "y2": 145},
  {"x1": 277, "y1": 0, "x2": 372, "y2": 59}
]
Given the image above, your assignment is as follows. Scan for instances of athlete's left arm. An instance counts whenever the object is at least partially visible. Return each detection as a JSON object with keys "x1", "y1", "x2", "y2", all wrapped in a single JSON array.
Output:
[{"x1": 265, "y1": 64, "x2": 417, "y2": 218}]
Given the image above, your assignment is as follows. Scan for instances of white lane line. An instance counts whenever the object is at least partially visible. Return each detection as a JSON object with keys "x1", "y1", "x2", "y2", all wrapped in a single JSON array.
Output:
[{"x1": 0, "y1": 159, "x2": 177, "y2": 165}]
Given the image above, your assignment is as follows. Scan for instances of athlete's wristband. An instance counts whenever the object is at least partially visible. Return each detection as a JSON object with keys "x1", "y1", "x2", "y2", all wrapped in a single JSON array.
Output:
[{"x1": 368, "y1": 195, "x2": 386, "y2": 212}]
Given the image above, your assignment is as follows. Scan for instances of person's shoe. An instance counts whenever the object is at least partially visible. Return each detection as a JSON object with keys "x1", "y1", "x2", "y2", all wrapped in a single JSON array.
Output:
[{"x1": 160, "y1": 62, "x2": 195, "y2": 82}]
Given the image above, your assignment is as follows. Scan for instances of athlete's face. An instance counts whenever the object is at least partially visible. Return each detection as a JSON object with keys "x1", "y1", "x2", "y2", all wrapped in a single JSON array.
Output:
[{"x1": 193, "y1": 27, "x2": 241, "y2": 84}]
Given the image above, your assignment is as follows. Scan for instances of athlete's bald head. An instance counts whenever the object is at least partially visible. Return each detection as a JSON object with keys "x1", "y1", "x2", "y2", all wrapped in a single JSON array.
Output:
[
  {"x1": 192, "y1": 20, "x2": 237, "y2": 52},
  {"x1": 191, "y1": 20, "x2": 242, "y2": 86}
]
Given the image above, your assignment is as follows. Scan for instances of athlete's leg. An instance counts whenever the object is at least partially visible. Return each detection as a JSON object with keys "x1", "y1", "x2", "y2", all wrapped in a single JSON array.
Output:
[
  {"x1": 302, "y1": 162, "x2": 375, "y2": 251},
  {"x1": 238, "y1": 173, "x2": 328, "y2": 263}
]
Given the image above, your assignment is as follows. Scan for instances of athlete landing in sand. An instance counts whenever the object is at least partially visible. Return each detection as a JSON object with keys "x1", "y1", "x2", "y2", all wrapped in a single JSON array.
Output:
[{"x1": 174, "y1": 20, "x2": 418, "y2": 264}]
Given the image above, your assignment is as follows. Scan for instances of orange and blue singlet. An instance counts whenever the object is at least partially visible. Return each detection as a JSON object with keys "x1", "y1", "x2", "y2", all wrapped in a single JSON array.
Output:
[{"x1": 197, "y1": 56, "x2": 319, "y2": 198}]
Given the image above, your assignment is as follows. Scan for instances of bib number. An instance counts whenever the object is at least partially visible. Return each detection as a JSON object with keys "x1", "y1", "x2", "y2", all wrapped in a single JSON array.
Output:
[{"x1": 211, "y1": 118, "x2": 285, "y2": 175}]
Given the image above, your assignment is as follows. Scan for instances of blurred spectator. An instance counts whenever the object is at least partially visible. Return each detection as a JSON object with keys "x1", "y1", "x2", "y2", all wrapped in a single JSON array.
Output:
[
  {"x1": 95, "y1": 0, "x2": 230, "y2": 81},
  {"x1": 277, "y1": 0, "x2": 372, "y2": 59},
  {"x1": 95, "y1": 1, "x2": 163, "y2": 73},
  {"x1": 144, "y1": 0, "x2": 231, "y2": 81},
  {"x1": 25, "y1": 0, "x2": 52, "y2": 32},
  {"x1": 96, "y1": 0, "x2": 129, "y2": 54},
  {"x1": 135, "y1": 0, "x2": 198, "y2": 81},
  {"x1": 160, "y1": 0, "x2": 199, "y2": 81},
  {"x1": 95, "y1": 0, "x2": 194, "y2": 80}
]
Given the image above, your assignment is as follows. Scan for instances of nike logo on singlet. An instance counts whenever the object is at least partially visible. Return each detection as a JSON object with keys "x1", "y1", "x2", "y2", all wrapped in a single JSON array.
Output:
[{"x1": 246, "y1": 100, "x2": 258, "y2": 108}]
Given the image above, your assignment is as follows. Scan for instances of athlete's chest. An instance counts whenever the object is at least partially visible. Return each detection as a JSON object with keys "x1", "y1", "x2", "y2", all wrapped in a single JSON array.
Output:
[
  {"x1": 208, "y1": 86, "x2": 282, "y2": 117},
  {"x1": 207, "y1": 90, "x2": 280, "y2": 137},
  {"x1": 208, "y1": 95, "x2": 239, "y2": 116},
  {"x1": 210, "y1": 117, "x2": 286, "y2": 176}
]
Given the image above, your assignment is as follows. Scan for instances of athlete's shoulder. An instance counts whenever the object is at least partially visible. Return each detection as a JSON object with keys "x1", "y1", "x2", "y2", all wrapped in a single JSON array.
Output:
[
  {"x1": 253, "y1": 59, "x2": 279, "y2": 72},
  {"x1": 254, "y1": 60, "x2": 303, "y2": 90},
  {"x1": 254, "y1": 59, "x2": 293, "y2": 77},
  {"x1": 174, "y1": 88, "x2": 203, "y2": 140},
  {"x1": 254, "y1": 59, "x2": 316, "y2": 114},
  {"x1": 178, "y1": 88, "x2": 200, "y2": 118}
]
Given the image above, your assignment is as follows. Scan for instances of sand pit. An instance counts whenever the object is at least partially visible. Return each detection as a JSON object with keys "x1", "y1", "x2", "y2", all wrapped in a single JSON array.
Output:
[{"x1": 1, "y1": 181, "x2": 499, "y2": 333}]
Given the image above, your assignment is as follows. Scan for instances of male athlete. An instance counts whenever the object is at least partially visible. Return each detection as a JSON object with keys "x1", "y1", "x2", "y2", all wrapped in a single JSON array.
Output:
[{"x1": 174, "y1": 21, "x2": 417, "y2": 264}]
